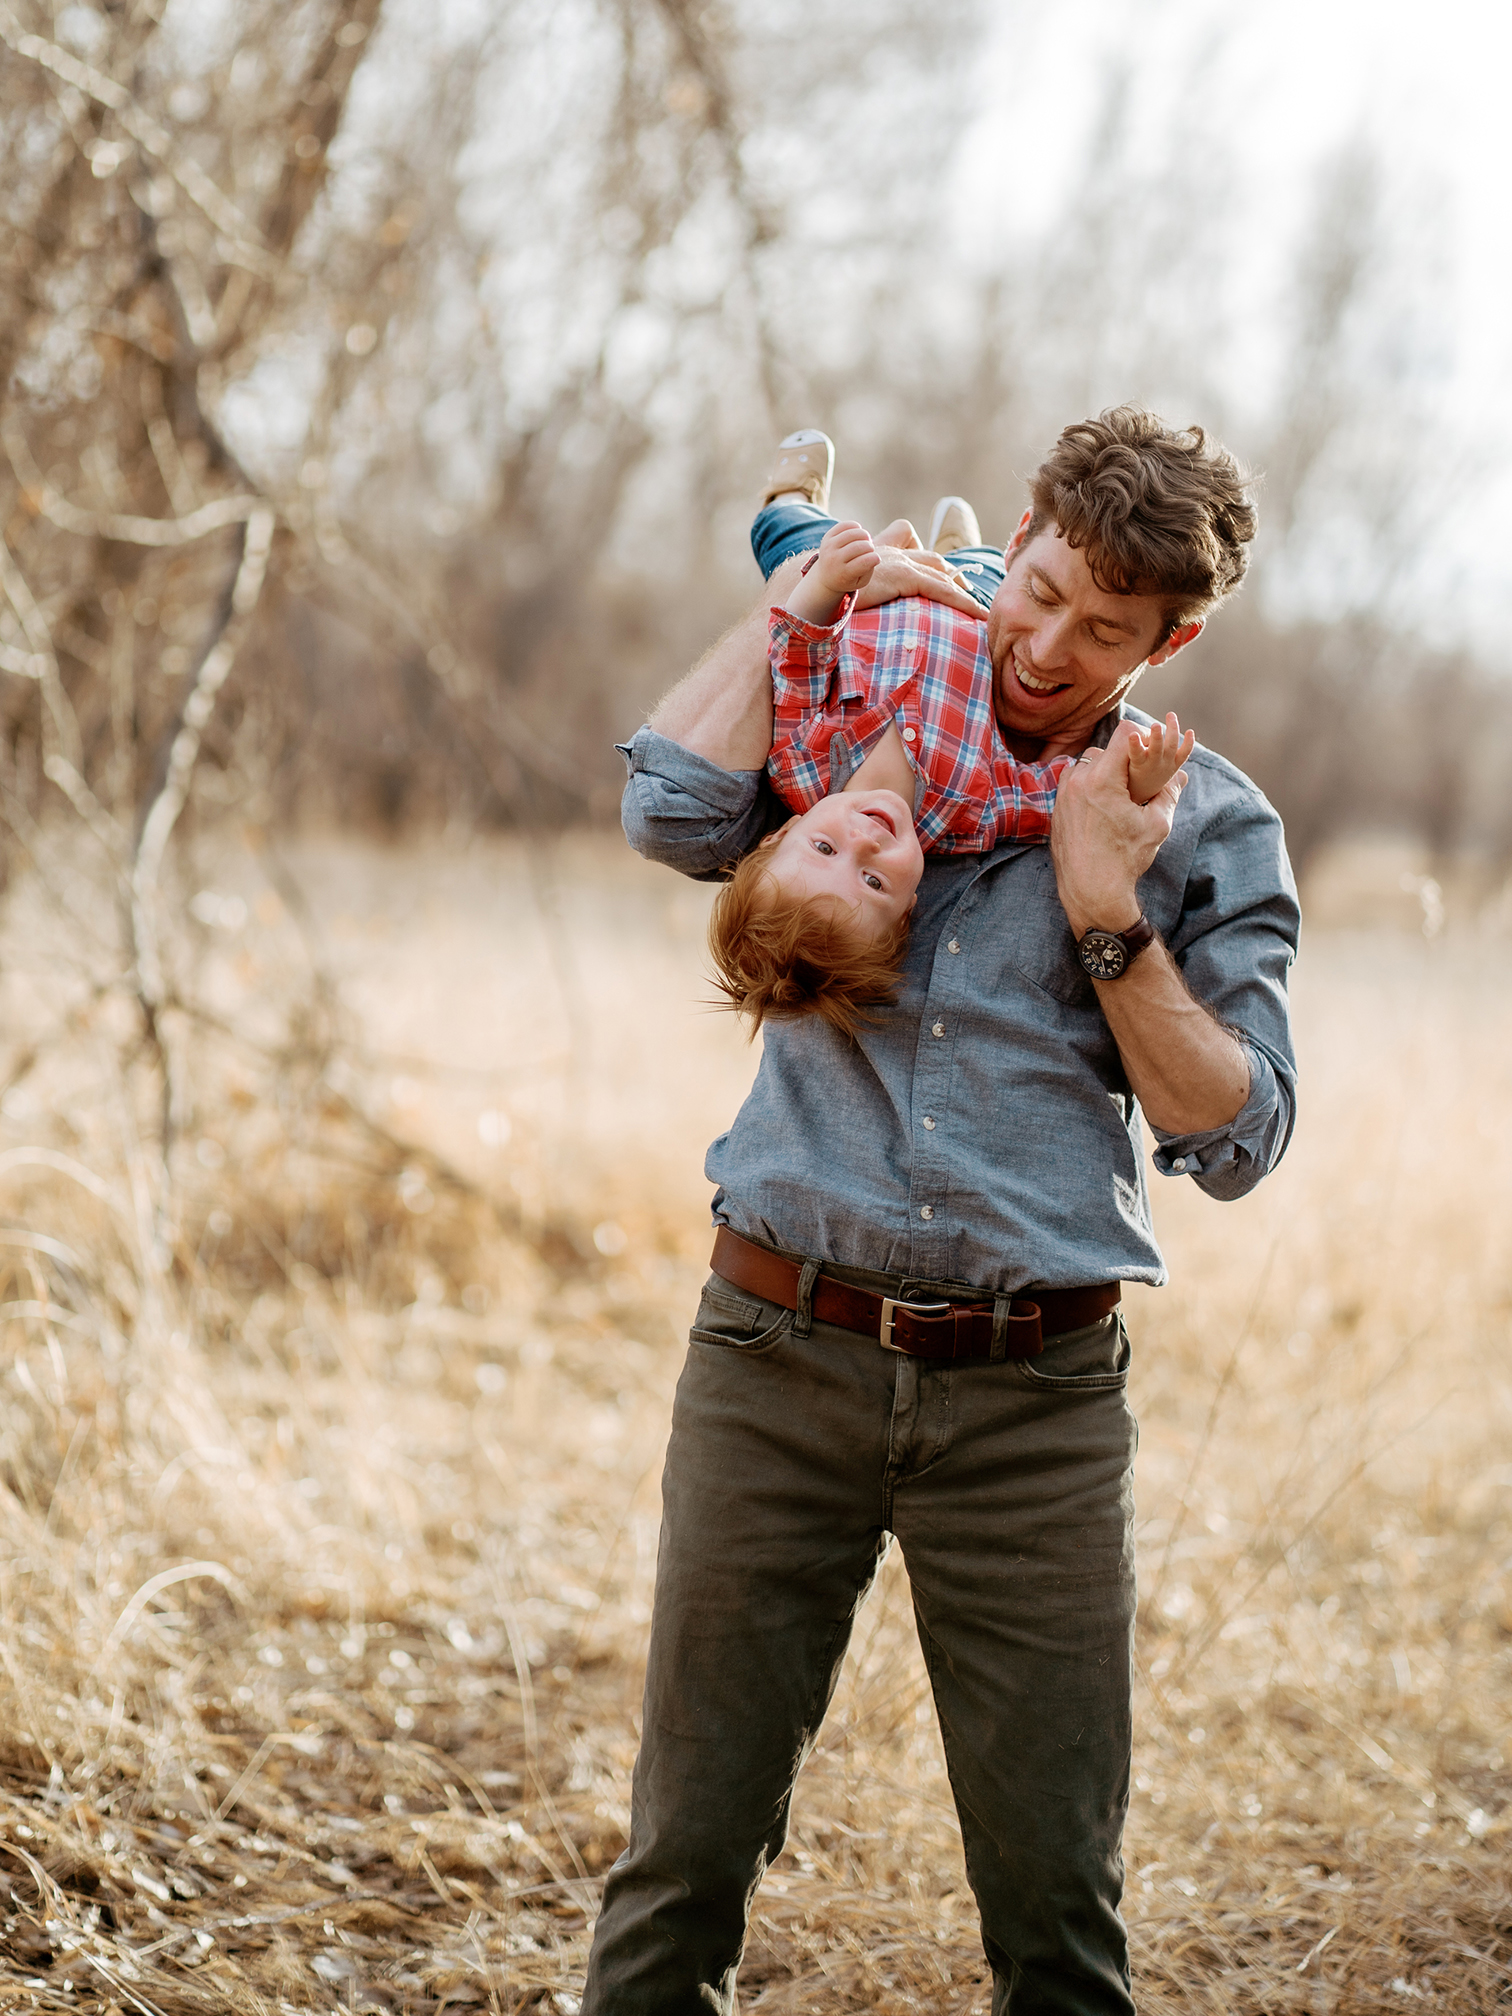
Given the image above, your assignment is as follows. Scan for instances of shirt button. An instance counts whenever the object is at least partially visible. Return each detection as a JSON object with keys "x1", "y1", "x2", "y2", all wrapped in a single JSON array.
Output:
[
  {"x1": 947, "y1": 939, "x2": 961, "y2": 954},
  {"x1": 922, "y1": 1116, "x2": 936, "y2": 1130},
  {"x1": 931, "y1": 1021, "x2": 945, "y2": 1038},
  {"x1": 919, "y1": 1205, "x2": 934, "y2": 1221},
  {"x1": 1173, "y1": 1157, "x2": 1188, "y2": 1172},
  {"x1": 902, "y1": 727, "x2": 916, "y2": 742}
]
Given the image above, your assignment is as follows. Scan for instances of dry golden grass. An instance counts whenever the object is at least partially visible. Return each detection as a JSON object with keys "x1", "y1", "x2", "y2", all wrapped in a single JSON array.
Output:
[{"x1": 0, "y1": 829, "x2": 1509, "y2": 2013}]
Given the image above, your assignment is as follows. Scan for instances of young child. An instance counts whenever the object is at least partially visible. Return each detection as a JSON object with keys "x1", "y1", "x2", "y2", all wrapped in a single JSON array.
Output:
[{"x1": 709, "y1": 445, "x2": 1192, "y2": 1034}]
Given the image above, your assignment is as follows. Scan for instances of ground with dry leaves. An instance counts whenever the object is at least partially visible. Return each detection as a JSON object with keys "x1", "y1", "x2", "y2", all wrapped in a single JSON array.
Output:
[{"x1": 0, "y1": 832, "x2": 1509, "y2": 2013}]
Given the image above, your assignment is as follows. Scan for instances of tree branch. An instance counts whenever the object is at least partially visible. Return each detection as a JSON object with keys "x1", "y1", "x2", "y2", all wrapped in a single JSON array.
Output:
[
  {"x1": 5, "y1": 421, "x2": 257, "y2": 548},
  {"x1": 0, "y1": 4, "x2": 278, "y2": 276}
]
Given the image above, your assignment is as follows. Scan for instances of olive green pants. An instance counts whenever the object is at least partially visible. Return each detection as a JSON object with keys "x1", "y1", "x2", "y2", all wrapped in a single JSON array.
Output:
[{"x1": 582, "y1": 1268, "x2": 1139, "y2": 2015}]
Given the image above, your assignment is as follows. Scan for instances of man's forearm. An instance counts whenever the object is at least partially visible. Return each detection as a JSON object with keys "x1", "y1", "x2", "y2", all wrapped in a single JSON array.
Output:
[
  {"x1": 1049, "y1": 733, "x2": 1249, "y2": 1135},
  {"x1": 646, "y1": 556, "x2": 805, "y2": 770},
  {"x1": 1088, "y1": 942, "x2": 1250, "y2": 1134}
]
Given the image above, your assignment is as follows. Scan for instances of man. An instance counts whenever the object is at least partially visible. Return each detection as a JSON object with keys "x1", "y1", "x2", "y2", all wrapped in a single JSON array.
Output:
[{"x1": 582, "y1": 409, "x2": 1299, "y2": 2014}]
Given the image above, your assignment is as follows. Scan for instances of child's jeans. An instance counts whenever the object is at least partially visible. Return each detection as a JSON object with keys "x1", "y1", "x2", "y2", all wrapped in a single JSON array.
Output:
[{"x1": 751, "y1": 499, "x2": 1007, "y2": 612}]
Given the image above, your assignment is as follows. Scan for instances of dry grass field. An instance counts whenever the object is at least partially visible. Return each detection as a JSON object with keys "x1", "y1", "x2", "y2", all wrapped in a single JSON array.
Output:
[{"x1": 0, "y1": 828, "x2": 1509, "y2": 2014}]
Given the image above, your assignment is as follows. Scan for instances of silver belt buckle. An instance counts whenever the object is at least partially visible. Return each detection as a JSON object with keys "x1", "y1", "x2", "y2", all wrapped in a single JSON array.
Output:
[{"x1": 878, "y1": 1296, "x2": 952, "y2": 1352}]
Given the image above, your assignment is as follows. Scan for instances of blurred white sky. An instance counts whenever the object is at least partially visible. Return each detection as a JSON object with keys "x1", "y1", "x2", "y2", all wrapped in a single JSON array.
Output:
[{"x1": 959, "y1": 0, "x2": 1512, "y2": 655}]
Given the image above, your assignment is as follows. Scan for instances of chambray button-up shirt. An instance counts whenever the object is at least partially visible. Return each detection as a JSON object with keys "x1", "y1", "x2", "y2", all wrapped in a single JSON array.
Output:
[{"x1": 617, "y1": 703, "x2": 1299, "y2": 1296}]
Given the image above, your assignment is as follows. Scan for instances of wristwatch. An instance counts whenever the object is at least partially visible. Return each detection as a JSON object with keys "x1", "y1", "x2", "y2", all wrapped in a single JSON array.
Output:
[{"x1": 1076, "y1": 913, "x2": 1156, "y2": 981}]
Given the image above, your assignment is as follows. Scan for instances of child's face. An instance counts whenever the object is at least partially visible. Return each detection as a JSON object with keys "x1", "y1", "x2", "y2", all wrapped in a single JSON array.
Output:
[{"x1": 760, "y1": 790, "x2": 924, "y2": 934}]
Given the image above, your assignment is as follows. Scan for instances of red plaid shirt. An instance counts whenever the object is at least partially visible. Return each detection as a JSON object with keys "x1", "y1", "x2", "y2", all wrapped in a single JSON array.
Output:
[{"x1": 767, "y1": 594, "x2": 1069, "y2": 852}]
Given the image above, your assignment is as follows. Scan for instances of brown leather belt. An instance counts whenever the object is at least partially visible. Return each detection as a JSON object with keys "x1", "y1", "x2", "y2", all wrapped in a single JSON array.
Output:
[{"x1": 711, "y1": 1226, "x2": 1120, "y2": 1363}]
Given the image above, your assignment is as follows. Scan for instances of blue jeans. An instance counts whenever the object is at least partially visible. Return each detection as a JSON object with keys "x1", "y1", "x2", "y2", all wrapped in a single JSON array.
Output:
[
  {"x1": 751, "y1": 499, "x2": 1007, "y2": 612},
  {"x1": 581, "y1": 1265, "x2": 1139, "y2": 2016}
]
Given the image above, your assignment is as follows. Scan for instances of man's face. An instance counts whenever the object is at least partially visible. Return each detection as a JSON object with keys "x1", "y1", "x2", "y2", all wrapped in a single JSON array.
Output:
[{"x1": 985, "y1": 515, "x2": 1198, "y2": 754}]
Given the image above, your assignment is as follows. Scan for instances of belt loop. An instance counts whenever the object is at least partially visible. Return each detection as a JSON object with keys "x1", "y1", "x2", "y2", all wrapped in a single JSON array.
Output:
[
  {"x1": 793, "y1": 1258, "x2": 820, "y2": 1338},
  {"x1": 990, "y1": 1293, "x2": 1012, "y2": 1364}
]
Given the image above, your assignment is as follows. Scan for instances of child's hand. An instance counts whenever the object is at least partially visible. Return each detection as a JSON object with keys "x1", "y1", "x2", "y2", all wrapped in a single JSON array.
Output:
[
  {"x1": 1126, "y1": 712, "x2": 1195, "y2": 806},
  {"x1": 813, "y1": 520, "x2": 880, "y2": 600}
]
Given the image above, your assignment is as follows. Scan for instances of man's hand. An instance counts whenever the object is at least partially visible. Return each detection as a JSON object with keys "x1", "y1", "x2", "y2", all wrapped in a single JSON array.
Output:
[
  {"x1": 1050, "y1": 718, "x2": 1249, "y2": 1135},
  {"x1": 1050, "y1": 720, "x2": 1184, "y2": 938},
  {"x1": 854, "y1": 518, "x2": 989, "y2": 620}
]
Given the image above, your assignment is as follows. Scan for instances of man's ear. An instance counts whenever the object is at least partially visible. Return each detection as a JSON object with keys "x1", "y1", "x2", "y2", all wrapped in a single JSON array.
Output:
[
  {"x1": 1004, "y1": 507, "x2": 1034, "y2": 558},
  {"x1": 1147, "y1": 617, "x2": 1203, "y2": 670}
]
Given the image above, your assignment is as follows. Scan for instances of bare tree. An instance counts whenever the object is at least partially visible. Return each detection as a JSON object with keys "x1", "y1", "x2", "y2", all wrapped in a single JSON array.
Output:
[{"x1": 0, "y1": 0, "x2": 982, "y2": 1225}]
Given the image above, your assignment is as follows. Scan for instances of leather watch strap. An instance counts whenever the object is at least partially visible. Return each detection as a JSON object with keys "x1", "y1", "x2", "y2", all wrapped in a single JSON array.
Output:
[{"x1": 1076, "y1": 912, "x2": 1155, "y2": 980}]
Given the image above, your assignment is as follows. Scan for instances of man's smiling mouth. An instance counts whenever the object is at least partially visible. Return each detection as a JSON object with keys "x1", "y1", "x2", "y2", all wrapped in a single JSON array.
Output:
[{"x1": 1014, "y1": 655, "x2": 1068, "y2": 695}]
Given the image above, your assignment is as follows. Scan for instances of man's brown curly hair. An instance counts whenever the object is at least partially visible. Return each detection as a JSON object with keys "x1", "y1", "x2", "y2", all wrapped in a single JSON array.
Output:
[
  {"x1": 1028, "y1": 406, "x2": 1257, "y2": 639},
  {"x1": 708, "y1": 843, "x2": 911, "y2": 1039}
]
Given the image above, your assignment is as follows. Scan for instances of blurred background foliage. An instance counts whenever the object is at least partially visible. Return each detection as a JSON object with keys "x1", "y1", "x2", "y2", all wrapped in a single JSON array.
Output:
[{"x1": 3, "y1": 0, "x2": 1510, "y2": 884}]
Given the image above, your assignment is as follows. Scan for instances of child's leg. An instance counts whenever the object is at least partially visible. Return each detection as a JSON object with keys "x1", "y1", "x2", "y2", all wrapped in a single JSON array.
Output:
[
  {"x1": 927, "y1": 495, "x2": 1006, "y2": 612},
  {"x1": 751, "y1": 498, "x2": 838, "y2": 581},
  {"x1": 752, "y1": 429, "x2": 836, "y2": 580}
]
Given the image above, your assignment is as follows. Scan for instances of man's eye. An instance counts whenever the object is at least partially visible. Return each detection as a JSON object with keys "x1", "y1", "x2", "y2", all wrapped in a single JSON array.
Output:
[{"x1": 812, "y1": 838, "x2": 834, "y2": 855}]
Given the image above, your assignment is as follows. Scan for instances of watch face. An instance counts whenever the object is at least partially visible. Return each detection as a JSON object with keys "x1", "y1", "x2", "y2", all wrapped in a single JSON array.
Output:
[{"x1": 1077, "y1": 930, "x2": 1129, "y2": 981}]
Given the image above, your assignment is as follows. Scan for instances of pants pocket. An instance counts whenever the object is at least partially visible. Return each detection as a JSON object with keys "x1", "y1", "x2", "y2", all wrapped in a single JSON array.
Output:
[
  {"x1": 688, "y1": 1276, "x2": 794, "y2": 1354},
  {"x1": 1015, "y1": 1314, "x2": 1131, "y2": 1390}
]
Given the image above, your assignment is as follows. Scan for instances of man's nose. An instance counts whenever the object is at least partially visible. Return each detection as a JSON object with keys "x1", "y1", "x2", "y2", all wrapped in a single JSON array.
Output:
[{"x1": 1029, "y1": 608, "x2": 1074, "y2": 668}]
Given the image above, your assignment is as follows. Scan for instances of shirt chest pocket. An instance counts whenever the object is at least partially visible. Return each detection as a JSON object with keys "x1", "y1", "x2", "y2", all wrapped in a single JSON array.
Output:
[{"x1": 1010, "y1": 848, "x2": 1097, "y2": 1007}]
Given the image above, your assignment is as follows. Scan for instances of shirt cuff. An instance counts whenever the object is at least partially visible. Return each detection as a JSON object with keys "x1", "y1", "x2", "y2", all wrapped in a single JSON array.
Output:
[
  {"x1": 1148, "y1": 1040, "x2": 1283, "y2": 1189},
  {"x1": 616, "y1": 727, "x2": 764, "y2": 809},
  {"x1": 768, "y1": 594, "x2": 853, "y2": 648}
]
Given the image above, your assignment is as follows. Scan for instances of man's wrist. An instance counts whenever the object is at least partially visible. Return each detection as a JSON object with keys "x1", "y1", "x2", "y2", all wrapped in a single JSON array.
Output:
[
  {"x1": 1062, "y1": 888, "x2": 1143, "y2": 939},
  {"x1": 1076, "y1": 912, "x2": 1156, "y2": 982}
]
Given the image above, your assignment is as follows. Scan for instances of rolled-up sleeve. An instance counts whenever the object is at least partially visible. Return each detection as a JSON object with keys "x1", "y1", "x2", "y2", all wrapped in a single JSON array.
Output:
[
  {"x1": 617, "y1": 727, "x2": 775, "y2": 881},
  {"x1": 1149, "y1": 1037, "x2": 1290, "y2": 1199},
  {"x1": 1147, "y1": 780, "x2": 1300, "y2": 1201}
]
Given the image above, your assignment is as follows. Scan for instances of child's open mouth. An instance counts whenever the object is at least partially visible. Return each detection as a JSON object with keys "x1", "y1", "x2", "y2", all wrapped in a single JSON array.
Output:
[{"x1": 860, "y1": 807, "x2": 897, "y2": 836}]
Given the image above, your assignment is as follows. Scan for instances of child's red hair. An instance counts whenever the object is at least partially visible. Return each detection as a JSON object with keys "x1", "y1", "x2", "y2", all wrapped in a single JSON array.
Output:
[{"x1": 707, "y1": 844, "x2": 911, "y2": 1039}]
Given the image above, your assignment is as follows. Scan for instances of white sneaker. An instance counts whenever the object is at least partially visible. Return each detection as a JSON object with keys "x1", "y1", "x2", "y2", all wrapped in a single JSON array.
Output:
[
  {"x1": 760, "y1": 430, "x2": 835, "y2": 509},
  {"x1": 928, "y1": 495, "x2": 982, "y2": 553}
]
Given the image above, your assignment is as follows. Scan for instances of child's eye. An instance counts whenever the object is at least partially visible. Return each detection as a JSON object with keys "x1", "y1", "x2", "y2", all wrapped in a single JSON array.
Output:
[
  {"x1": 863, "y1": 873, "x2": 883, "y2": 891},
  {"x1": 811, "y1": 838, "x2": 834, "y2": 855}
]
